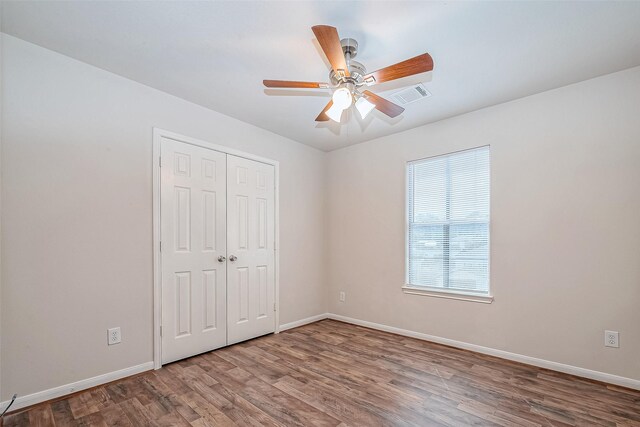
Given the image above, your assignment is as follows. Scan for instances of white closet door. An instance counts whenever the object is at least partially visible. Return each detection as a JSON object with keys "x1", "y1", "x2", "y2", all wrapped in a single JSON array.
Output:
[
  {"x1": 226, "y1": 155, "x2": 276, "y2": 344},
  {"x1": 161, "y1": 138, "x2": 227, "y2": 364}
]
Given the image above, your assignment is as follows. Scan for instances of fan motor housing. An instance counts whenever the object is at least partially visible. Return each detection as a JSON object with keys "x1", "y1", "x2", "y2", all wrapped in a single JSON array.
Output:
[
  {"x1": 329, "y1": 38, "x2": 367, "y2": 85},
  {"x1": 330, "y1": 60, "x2": 367, "y2": 85}
]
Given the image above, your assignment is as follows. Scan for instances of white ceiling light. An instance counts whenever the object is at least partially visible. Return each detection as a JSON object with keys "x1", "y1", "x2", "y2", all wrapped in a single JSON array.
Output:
[
  {"x1": 332, "y1": 87, "x2": 353, "y2": 109},
  {"x1": 355, "y1": 97, "x2": 376, "y2": 119},
  {"x1": 326, "y1": 87, "x2": 353, "y2": 122},
  {"x1": 325, "y1": 103, "x2": 345, "y2": 122}
]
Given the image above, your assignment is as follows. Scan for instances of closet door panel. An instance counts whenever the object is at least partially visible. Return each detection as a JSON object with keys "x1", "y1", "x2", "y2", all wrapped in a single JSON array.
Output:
[
  {"x1": 161, "y1": 138, "x2": 227, "y2": 363},
  {"x1": 226, "y1": 155, "x2": 276, "y2": 344}
]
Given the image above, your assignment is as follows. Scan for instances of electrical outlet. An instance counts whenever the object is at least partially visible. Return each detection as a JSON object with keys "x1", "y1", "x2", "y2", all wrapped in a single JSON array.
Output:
[
  {"x1": 339, "y1": 291, "x2": 346, "y2": 302},
  {"x1": 108, "y1": 327, "x2": 121, "y2": 345},
  {"x1": 604, "y1": 330, "x2": 619, "y2": 348}
]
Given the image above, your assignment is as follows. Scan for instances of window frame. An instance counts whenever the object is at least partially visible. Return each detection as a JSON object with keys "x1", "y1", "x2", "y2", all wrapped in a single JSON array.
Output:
[{"x1": 404, "y1": 146, "x2": 493, "y2": 304}]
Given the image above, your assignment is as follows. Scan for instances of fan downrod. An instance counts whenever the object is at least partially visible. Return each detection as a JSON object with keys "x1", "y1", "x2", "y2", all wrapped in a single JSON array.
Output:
[{"x1": 341, "y1": 38, "x2": 358, "y2": 58}]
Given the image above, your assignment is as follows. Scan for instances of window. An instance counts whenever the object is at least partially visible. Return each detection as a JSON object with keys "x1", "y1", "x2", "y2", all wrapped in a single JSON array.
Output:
[{"x1": 406, "y1": 146, "x2": 490, "y2": 300}]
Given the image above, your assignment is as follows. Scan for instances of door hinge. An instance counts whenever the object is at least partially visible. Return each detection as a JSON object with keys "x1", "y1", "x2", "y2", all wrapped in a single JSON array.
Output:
[
  {"x1": 274, "y1": 303, "x2": 276, "y2": 312},
  {"x1": 159, "y1": 241, "x2": 162, "y2": 252},
  {"x1": 159, "y1": 157, "x2": 162, "y2": 167},
  {"x1": 160, "y1": 325, "x2": 163, "y2": 336}
]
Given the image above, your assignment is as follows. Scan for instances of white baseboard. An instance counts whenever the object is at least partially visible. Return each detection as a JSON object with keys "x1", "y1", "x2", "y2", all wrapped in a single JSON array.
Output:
[
  {"x1": 4, "y1": 311, "x2": 330, "y2": 412},
  {"x1": 1, "y1": 361, "x2": 154, "y2": 412},
  {"x1": 3, "y1": 314, "x2": 638, "y2": 413},
  {"x1": 279, "y1": 313, "x2": 329, "y2": 332},
  {"x1": 327, "y1": 313, "x2": 640, "y2": 391}
]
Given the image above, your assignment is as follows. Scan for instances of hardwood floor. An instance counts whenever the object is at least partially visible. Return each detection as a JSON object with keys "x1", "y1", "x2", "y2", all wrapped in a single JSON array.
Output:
[{"x1": 4, "y1": 319, "x2": 640, "y2": 426}]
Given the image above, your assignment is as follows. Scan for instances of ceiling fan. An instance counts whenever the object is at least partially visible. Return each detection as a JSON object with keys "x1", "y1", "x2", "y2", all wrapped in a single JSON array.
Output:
[{"x1": 264, "y1": 25, "x2": 434, "y2": 123}]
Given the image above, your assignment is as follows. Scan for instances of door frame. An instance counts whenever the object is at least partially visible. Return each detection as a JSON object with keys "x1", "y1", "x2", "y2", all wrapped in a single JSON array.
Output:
[{"x1": 152, "y1": 128, "x2": 280, "y2": 369}]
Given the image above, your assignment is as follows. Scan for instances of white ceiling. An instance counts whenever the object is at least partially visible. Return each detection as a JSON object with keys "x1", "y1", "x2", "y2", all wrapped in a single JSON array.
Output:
[{"x1": 3, "y1": 1, "x2": 640, "y2": 151}]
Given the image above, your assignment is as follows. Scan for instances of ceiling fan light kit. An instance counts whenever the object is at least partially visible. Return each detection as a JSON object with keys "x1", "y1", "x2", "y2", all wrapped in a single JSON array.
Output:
[
  {"x1": 325, "y1": 103, "x2": 345, "y2": 122},
  {"x1": 263, "y1": 25, "x2": 434, "y2": 123},
  {"x1": 332, "y1": 86, "x2": 353, "y2": 109},
  {"x1": 355, "y1": 96, "x2": 376, "y2": 119}
]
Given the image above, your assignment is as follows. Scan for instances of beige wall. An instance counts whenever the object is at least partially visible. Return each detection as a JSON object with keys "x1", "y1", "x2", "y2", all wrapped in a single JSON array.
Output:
[
  {"x1": 0, "y1": 12, "x2": 4, "y2": 401},
  {"x1": 2, "y1": 32, "x2": 640, "y2": 402},
  {"x1": 0, "y1": 35, "x2": 327, "y2": 399},
  {"x1": 327, "y1": 66, "x2": 640, "y2": 381}
]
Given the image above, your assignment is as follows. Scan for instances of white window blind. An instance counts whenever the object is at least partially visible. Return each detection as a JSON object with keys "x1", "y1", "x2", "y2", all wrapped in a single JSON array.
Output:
[{"x1": 407, "y1": 146, "x2": 490, "y2": 295}]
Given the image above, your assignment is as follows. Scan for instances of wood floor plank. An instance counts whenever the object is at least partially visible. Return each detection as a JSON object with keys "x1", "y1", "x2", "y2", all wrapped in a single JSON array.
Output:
[
  {"x1": 185, "y1": 391, "x2": 237, "y2": 427},
  {"x1": 27, "y1": 405, "x2": 55, "y2": 427},
  {"x1": 5, "y1": 320, "x2": 640, "y2": 427},
  {"x1": 118, "y1": 397, "x2": 156, "y2": 426},
  {"x1": 273, "y1": 375, "x2": 399, "y2": 426},
  {"x1": 50, "y1": 400, "x2": 76, "y2": 427},
  {"x1": 98, "y1": 404, "x2": 135, "y2": 427},
  {"x1": 74, "y1": 412, "x2": 109, "y2": 427}
]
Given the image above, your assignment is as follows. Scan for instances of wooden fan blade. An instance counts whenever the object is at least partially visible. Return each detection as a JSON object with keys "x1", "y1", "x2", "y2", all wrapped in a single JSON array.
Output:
[
  {"x1": 315, "y1": 100, "x2": 333, "y2": 122},
  {"x1": 263, "y1": 80, "x2": 329, "y2": 89},
  {"x1": 363, "y1": 53, "x2": 433, "y2": 85},
  {"x1": 312, "y1": 25, "x2": 350, "y2": 77},
  {"x1": 363, "y1": 90, "x2": 405, "y2": 118}
]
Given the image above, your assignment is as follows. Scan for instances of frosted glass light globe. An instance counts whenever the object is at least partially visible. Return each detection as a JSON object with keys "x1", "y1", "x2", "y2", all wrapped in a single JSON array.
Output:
[
  {"x1": 325, "y1": 103, "x2": 344, "y2": 122},
  {"x1": 332, "y1": 87, "x2": 353, "y2": 109},
  {"x1": 355, "y1": 97, "x2": 376, "y2": 119}
]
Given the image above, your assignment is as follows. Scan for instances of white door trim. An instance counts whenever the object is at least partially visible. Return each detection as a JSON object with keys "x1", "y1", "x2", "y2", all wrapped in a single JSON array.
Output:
[{"x1": 152, "y1": 128, "x2": 280, "y2": 369}]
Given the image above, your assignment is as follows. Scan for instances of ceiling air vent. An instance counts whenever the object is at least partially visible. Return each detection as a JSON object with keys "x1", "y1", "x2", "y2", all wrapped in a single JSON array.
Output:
[{"x1": 391, "y1": 83, "x2": 432, "y2": 105}]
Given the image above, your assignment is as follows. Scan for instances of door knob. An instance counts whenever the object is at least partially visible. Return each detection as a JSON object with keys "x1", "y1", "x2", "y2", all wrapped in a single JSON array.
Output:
[
  {"x1": 229, "y1": 255, "x2": 237, "y2": 262},
  {"x1": 217, "y1": 256, "x2": 226, "y2": 262}
]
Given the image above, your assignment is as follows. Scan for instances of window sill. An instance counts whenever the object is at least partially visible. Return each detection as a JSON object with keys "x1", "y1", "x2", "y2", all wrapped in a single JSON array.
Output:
[{"x1": 402, "y1": 286, "x2": 494, "y2": 304}]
